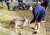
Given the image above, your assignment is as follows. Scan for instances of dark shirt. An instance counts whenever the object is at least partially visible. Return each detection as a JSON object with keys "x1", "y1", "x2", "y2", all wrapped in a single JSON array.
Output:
[{"x1": 32, "y1": 5, "x2": 47, "y2": 22}]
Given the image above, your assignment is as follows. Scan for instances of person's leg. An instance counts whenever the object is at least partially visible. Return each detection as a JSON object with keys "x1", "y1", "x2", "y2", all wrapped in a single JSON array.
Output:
[
  {"x1": 1, "y1": 0, "x2": 3, "y2": 8},
  {"x1": 1, "y1": 2, "x2": 3, "y2": 6},
  {"x1": 34, "y1": 20, "x2": 37, "y2": 30},
  {"x1": 7, "y1": 3, "x2": 9, "y2": 10},
  {"x1": 36, "y1": 20, "x2": 40, "y2": 31},
  {"x1": 11, "y1": 0, "x2": 13, "y2": 2},
  {"x1": 45, "y1": 6, "x2": 47, "y2": 10},
  {"x1": 1, "y1": 2, "x2": 4, "y2": 9},
  {"x1": 8, "y1": 3, "x2": 10, "y2": 10},
  {"x1": 35, "y1": 20, "x2": 40, "y2": 32},
  {"x1": 32, "y1": 20, "x2": 40, "y2": 34}
]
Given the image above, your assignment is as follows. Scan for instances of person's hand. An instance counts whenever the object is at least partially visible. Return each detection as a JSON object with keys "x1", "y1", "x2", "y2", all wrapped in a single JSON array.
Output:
[{"x1": 41, "y1": 1, "x2": 43, "y2": 3}]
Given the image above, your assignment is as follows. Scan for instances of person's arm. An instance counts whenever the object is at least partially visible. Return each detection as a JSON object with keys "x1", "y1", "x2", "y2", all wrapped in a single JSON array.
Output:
[
  {"x1": 31, "y1": 9, "x2": 39, "y2": 23},
  {"x1": 32, "y1": 12, "x2": 39, "y2": 23}
]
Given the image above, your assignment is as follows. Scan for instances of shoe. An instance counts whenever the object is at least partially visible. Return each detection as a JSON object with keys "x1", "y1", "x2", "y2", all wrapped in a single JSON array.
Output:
[
  {"x1": 30, "y1": 26, "x2": 37, "y2": 30},
  {"x1": 30, "y1": 27, "x2": 37, "y2": 30},
  {"x1": 32, "y1": 30, "x2": 39, "y2": 34},
  {"x1": 33, "y1": 31, "x2": 38, "y2": 34}
]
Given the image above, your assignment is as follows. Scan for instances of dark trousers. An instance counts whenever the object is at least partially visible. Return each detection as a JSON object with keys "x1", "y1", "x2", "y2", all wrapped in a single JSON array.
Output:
[
  {"x1": 6, "y1": 2, "x2": 10, "y2": 10},
  {"x1": 41, "y1": 3, "x2": 47, "y2": 9},
  {"x1": 11, "y1": 0, "x2": 13, "y2": 2}
]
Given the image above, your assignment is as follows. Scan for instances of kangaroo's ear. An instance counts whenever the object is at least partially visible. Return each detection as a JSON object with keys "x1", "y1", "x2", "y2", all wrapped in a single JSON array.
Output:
[{"x1": 24, "y1": 16, "x2": 26, "y2": 19}]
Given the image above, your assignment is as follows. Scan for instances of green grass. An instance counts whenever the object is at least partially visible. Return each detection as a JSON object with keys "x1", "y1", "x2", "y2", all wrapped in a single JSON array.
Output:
[
  {"x1": 0, "y1": 1, "x2": 18, "y2": 24},
  {"x1": 10, "y1": 1, "x2": 18, "y2": 8},
  {"x1": 0, "y1": 1, "x2": 50, "y2": 35},
  {"x1": 0, "y1": 12, "x2": 12, "y2": 24},
  {"x1": 0, "y1": 1, "x2": 18, "y2": 9},
  {"x1": 0, "y1": 24, "x2": 17, "y2": 35},
  {"x1": 0, "y1": 31, "x2": 10, "y2": 35},
  {"x1": 0, "y1": 1, "x2": 17, "y2": 34}
]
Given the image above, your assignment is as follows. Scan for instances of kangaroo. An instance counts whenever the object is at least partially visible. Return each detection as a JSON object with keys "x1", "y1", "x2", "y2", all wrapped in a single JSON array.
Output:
[{"x1": 10, "y1": 17, "x2": 30, "y2": 32}]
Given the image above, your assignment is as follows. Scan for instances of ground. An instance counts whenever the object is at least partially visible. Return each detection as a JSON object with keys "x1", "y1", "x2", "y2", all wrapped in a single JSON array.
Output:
[{"x1": 0, "y1": 1, "x2": 50, "y2": 35}]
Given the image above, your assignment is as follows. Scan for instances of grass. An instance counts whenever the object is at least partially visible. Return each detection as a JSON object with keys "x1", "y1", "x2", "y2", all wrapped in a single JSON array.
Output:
[
  {"x1": 0, "y1": 24, "x2": 18, "y2": 35},
  {"x1": 0, "y1": 1, "x2": 18, "y2": 35},
  {"x1": 0, "y1": 1, "x2": 50, "y2": 35},
  {"x1": 0, "y1": 1, "x2": 18, "y2": 24},
  {"x1": 0, "y1": 11, "x2": 12, "y2": 24}
]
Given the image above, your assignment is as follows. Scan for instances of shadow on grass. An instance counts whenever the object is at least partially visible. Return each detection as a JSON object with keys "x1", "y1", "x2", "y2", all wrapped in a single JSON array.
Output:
[{"x1": 0, "y1": 20, "x2": 11, "y2": 29}]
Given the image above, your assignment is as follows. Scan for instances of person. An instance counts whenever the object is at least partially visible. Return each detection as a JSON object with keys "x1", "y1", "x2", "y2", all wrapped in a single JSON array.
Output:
[
  {"x1": 13, "y1": 2, "x2": 26, "y2": 10},
  {"x1": 29, "y1": 5, "x2": 47, "y2": 34},
  {"x1": 5, "y1": 0, "x2": 10, "y2": 10},
  {"x1": 22, "y1": 3, "x2": 26, "y2": 10},
  {"x1": 18, "y1": 0, "x2": 23, "y2": 6},
  {"x1": 0, "y1": 0, "x2": 3, "y2": 9},
  {"x1": 18, "y1": 2, "x2": 26, "y2": 10},
  {"x1": 41, "y1": 0, "x2": 49, "y2": 9},
  {"x1": 18, "y1": 3, "x2": 33, "y2": 10}
]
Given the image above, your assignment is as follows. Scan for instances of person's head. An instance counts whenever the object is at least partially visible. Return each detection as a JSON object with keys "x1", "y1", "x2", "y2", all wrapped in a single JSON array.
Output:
[
  {"x1": 21, "y1": 3, "x2": 26, "y2": 10},
  {"x1": 29, "y1": 6, "x2": 34, "y2": 11},
  {"x1": 23, "y1": 4, "x2": 26, "y2": 8},
  {"x1": 26, "y1": 3, "x2": 33, "y2": 10}
]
